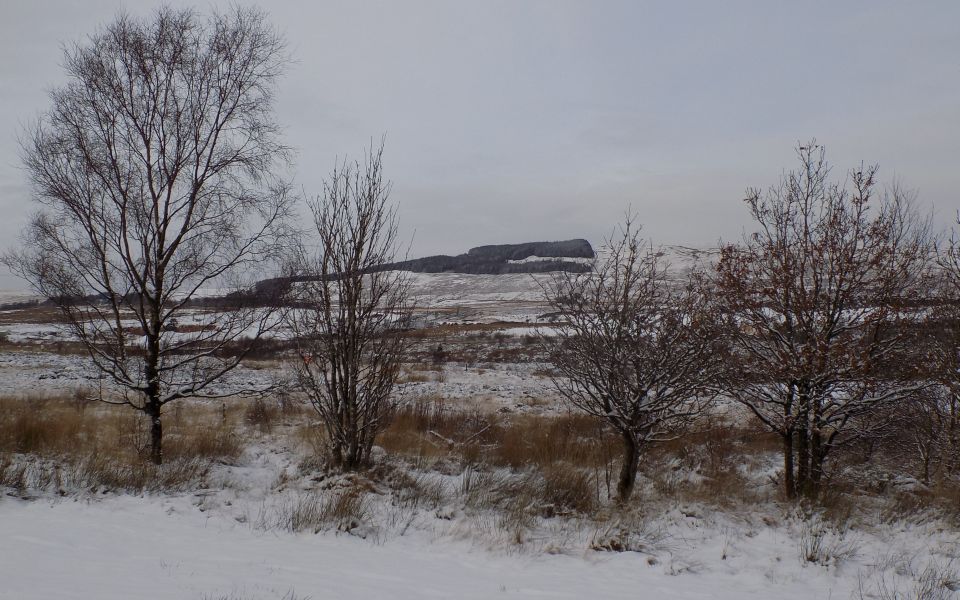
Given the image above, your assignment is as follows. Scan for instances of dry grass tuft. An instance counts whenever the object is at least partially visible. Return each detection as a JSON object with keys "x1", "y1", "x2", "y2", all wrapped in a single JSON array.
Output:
[
  {"x1": 797, "y1": 516, "x2": 859, "y2": 568},
  {"x1": 244, "y1": 398, "x2": 276, "y2": 433},
  {"x1": 378, "y1": 398, "x2": 788, "y2": 515},
  {"x1": 381, "y1": 397, "x2": 615, "y2": 471},
  {"x1": 274, "y1": 489, "x2": 372, "y2": 535},
  {"x1": 0, "y1": 391, "x2": 257, "y2": 494},
  {"x1": 857, "y1": 559, "x2": 960, "y2": 600}
]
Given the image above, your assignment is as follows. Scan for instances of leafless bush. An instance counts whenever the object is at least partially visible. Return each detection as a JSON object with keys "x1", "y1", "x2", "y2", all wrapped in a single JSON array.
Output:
[
  {"x1": 542, "y1": 215, "x2": 724, "y2": 502},
  {"x1": 390, "y1": 470, "x2": 448, "y2": 511},
  {"x1": 286, "y1": 142, "x2": 410, "y2": 471},
  {"x1": 245, "y1": 398, "x2": 276, "y2": 434},
  {"x1": 540, "y1": 463, "x2": 596, "y2": 515},
  {"x1": 589, "y1": 513, "x2": 667, "y2": 555}
]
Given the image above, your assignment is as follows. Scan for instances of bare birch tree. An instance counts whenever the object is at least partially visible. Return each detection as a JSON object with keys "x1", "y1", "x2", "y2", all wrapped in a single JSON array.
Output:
[
  {"x1": 3, "y1": 7, "x2": 292, "y2": 464},
  {"x1": 286, "y1": 143, "x2": 410, "y2": 470},
  {"x1": 714, "y1": 142, "x2": 932, "y2": 498},
  {"x1": 543, "y1": 218, "x2": 723, "y2": 502}
]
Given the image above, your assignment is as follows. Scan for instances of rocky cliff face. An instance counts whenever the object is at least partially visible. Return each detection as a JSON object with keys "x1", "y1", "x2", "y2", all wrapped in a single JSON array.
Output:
[
  {"x1": 248, "y1": 239, "x2": 595, "y2": 301},
  {"x1": 379, "y1": 239, "x2": 595, "y2": 275}
]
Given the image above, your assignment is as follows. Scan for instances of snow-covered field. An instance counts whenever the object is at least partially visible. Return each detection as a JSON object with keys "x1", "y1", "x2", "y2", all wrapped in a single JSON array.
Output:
[
  {"x1": 2, "y1": 457, "x2": 956, "y2": 600},
  {"x1": 0, "y1": 350, "x2": 559, "y2": 412},
  {"x1": 0, "y1": 500, "x2": 856, "y2": 599},
  {"x1": 0, "y1": 291, "x2": 39, "y2": 306},
  {"x1": 1, "y1": 271, "x2": 958, "y2": 600},
  {"x1": 2, "y1": 391, "x2": 956, "y2": 600},
  {"x1": 0, "y1": 350, "x2": 283, "y2": 398},
  {"x1": 6, "y1": 495, "x2": 687, "y2": 600}
]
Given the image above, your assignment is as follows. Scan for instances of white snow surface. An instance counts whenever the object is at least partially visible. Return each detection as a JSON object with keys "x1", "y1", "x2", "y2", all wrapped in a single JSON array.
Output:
[
  {"x1": 0, "y1": 436, "x2": 954, "y2": 600},
  {"x1": 2, "y1": 484, "x2": 953, "y2": 600},
  {"x1": 0, "y1": 482, "x2": 957, "y2": 600},
  {"x1": 506, "y1": 255, "x2": 594, "y2": 265},
  {"x1": 1, "y1": 264, "x2": 957, "y2": 600},
  {"x1": 0, "y1": 351, "x2": 282, "y2": 398},
  {"x1": 406, "y1": 273, "x2": 550, "y2": 308}
]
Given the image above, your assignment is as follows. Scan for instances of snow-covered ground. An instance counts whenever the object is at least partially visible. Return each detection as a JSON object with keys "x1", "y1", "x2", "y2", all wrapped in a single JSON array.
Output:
[
  {"x1": 506, "y1": 255, "x2": 594, "y2": 265},
  {"x1": 0, "y1": 290, "x2": 39, "y2": 306},
  {"x1": 2, "y1": 266, "x2": 958, "y2": 600},
  {"x1": 1, "y1": 394, "x2": 956, "y2": 600},
  {"x1": 1, "y1": 408, "x2": 955, "y2": 600},
  {"x1": 0, "y1": 350, "x2": 283, "y2": 398},
  {"x1": 2, "y1": 470, "x2": 955, "y2": 600},
  {"x1": 5, "y1": 495, "x2": 678, "y2": 600},
  {"x1": 0, "y1": 497, "x2": 835, "y2": 599},
  {"x1": 0, "y1": 350, "x2": 559, "y2": 413}
]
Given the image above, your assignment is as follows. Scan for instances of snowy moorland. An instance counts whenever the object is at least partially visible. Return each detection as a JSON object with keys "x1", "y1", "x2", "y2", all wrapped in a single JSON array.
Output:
[
  {"x1": 2, "y1": 371, "x2": 959, "y2": 599},
  {"x1": 1, "y1": 270, "x2": 958, "y2": 600}
]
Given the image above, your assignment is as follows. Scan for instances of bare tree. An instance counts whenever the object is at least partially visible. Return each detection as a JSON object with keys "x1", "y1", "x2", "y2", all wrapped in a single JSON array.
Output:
[
  {"x1": 285, "y1": 143, "x2": 410, "y2": 471},
  {"x1": 901, "y1": 388, "x2": 954, "y2": 485},
  {"x1": 3, "y1": 7, "x2": 292, "y2": 464},
  {"x1": 542, "y1": 218, "x2": 723, "y2": 502},
  {"x1": 920, "y1": 214, "x2": 960, "y2": 477},
  {"x1": 714, "y1": 142, "x2": 932, "y2": 498}
]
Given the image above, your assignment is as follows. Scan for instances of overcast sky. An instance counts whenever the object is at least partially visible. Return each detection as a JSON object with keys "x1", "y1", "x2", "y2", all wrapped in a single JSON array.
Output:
[{"x1": 2, "y1": 1, "x2": 959, "y2": 290}]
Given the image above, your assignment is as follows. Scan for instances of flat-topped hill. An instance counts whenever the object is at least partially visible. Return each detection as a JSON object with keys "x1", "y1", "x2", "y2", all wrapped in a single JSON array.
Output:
[{"x1": 381, "y1": 239, "x2": 594, "y2": 275}]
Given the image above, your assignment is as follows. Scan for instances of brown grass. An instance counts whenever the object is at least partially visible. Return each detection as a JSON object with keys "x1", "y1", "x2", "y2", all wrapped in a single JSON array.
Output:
[
  {"x1": 377, "y1": 398, "x2": 787, "y2": 513},
  {"x1": 6, "y1": 383, "x2": 951, "y2": 534},
  {"x1": 397, "y1": 370, "x2": 432, "y2": 384},
  {"x1": 0, "y1": 305, "x2": 71, "y2": 325},
  {"x1": 0, "y1": 391, "x2": 256, "y2": 494},
  {"x1": 378, "y1": 398, "x2": 615, "y2": 514},
  {"x1": 272, "y1": 489, "x2": 372, "y2": 535},
  {"x1": 639, "y1": 415, "x2": 780, "y2": 506},
  {"x1": 381, "y1": 396, "x2": 615, "y2": 469}
]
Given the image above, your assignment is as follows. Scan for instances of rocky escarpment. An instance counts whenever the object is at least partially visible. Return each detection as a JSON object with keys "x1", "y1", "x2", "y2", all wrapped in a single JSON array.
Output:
[{"x1": 379, "y1": 239, "x2": 594, "y2": 275}]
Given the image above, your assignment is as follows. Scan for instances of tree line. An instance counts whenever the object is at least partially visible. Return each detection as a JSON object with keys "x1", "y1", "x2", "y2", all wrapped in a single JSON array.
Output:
[{"x1": 546, "y1": 144, "x2": 956, "y2": 502}]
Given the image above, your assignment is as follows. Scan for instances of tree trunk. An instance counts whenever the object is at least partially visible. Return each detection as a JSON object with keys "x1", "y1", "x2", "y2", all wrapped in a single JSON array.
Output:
[
  {"x1": 920, "y1": 442, "x2": 931, "y2": 486},
  {"x1": 146, "y1": 401, "x2": 163, "y2": 465},
  {"x1": 796, "y1": 394, "x2": 810, "y2": 494},
  {"x1": 344, "y1": 422, "x2": 361, "y2": 470},
  {"x1": 144, "y1": 349, "x2": 163, "y2": 465},
  {"x1": 362, "y1": 433, "x2": 376, "y2": 469},
  {"x1": 782, "y1": 430, "x2": 796, "y2": 499},
  {"x1": 330, "y1": 444, "x2": 344, "y2": 469},
  {"x1": 806, "y1": 395, "x2": 826, "y2": 496},
  {"x1": 616, "y1": 431, "x2": 640, "y2": 503},
  {"x1": 809, "y1": 434, "x2": 824, "y2": 496},
  {"x1": 782, "y1": 383, "x2": 797, "y2": 499},
  {"x1": 949, "y1": 391, "x2": 959, "y2": 475}
]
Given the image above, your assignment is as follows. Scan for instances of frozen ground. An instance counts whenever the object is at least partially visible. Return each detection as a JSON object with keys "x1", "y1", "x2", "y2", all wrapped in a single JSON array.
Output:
[
  {"x1": 1, "y1": 470, "x2": 955, "y2": 600},
  {"x1": 0, "y1": 399, "x2": 956, "y2": 600},
  {"x1": 1, "y1": 427, "x2": 955, "y2": 600},
  {"x1": 0, "y1": 350, "x2": 284, "y2": 398},
  {"x1": 0, "y1": 498, "x2": 819, "y2": 599},
  {"x1": 0, "y1": 291, "x2": 38, "y2": 306},
  {"x1": 0, "y1": 350, "x2": 559, "y2": 413},
  {"x1": 1, "y1": 265, "x2": 957, "y2": 600}
]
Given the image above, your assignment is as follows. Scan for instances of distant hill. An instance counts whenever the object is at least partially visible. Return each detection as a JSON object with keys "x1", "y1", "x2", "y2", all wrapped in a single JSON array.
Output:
[
  {"x1": 248, "y1": 239, "x2": 595, "y2": 300},
  {"x1": 379, "y1": 239, "x2": 595, "y2": 275}
]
